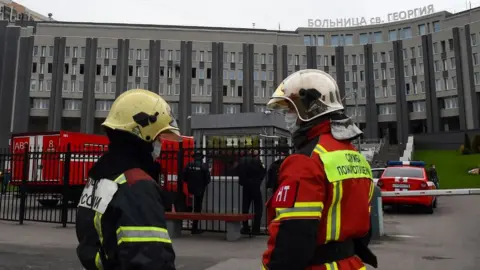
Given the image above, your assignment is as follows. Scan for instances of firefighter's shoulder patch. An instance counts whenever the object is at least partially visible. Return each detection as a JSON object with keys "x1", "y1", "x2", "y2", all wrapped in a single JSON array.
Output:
[
  {"x1": 271, "y1": 181, "x2": 298, "y2": 208},
  {"x1": 77, "y1": 178, "x2": 118, "y2": 214}
]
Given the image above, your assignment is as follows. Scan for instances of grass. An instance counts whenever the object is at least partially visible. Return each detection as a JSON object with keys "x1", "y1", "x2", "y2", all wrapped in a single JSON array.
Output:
[{"x1": 414, "y1": 150, "x2": 480, "y2": 189}]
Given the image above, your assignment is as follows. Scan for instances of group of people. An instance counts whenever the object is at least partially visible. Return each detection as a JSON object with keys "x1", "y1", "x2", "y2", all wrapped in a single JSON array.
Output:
[{"x1": 75, "y1": 69, "x2": 378, "y2": 269}]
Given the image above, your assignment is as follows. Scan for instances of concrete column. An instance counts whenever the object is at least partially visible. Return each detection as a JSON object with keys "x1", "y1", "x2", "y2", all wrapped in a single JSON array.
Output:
[
  {"x1": 80, "y1": 38, "x2": 97, "y2": 134},
  {"x1": 11, "y1": 36, "x2": 34, "y2": 134},
  {"x1": 393, "y1": 40, "x2": 409, "y2": 145},
  {"x1": 306, "y1": 46, "x2": 317, "y2": 69},
  {"x1": 335, "y1": 46, "x2": 346, "y2": 101},
  {"x1": 47, "y1": 37, "x2": 66, "y2": 131},
  {"x1": 179, "y1": 41, "x2": 192, "y2": 135},
  {"x1": 272, "y1": 45, "x2": 279, "y2": 86},
  {"x1": 364, "y1": 44, "x2": 378, "y2": 139},
  {"x1": 281, "y1": 45, "x2": 288, "y2": 81},
  {"x1": 460, "y1": 25, "x2": 479, "y2": 129},
  {"x1": 115, "y1": 39, "x2": 129, "y2": 95},
  {"x1": 210, "y1": 42, "x2": 224, "y2": 114},
  {"x1": 241, "y1": 43, "x2": 254, "y2": 112},
  {"x1": 452, "y1": 27, "x2": 467, "y2": 130},
  {"x1": 0, "y1": 25, "x2": 20, "y2": 149},
  {"x1": 148, "y1": 40, "x2": 161, "y2": 93},
  {"x1": 422, "y1": 34, "x2": 440, "y2": 132}
]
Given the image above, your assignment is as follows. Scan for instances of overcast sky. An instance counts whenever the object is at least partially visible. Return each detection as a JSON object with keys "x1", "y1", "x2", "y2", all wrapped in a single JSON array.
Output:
[{"x1": 16, "y1": 0, "x2": 477, "y2": 30}]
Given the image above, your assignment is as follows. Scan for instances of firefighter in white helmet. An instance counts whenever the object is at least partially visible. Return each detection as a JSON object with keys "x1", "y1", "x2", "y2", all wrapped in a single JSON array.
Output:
[
  {"x1": 262, "y1": 70, "x2": 377, "y2": 269},
  {"x1": 76, "y1": 89, "x2": 179, "y2": 270}
]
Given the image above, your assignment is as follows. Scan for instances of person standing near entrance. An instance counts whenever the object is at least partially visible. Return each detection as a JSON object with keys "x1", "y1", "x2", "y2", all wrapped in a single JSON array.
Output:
[
  {"x1": 237, "y1": 149, "x2": 266, "y2": 235},
  {"x1": 183, "y1": 151, "x2": 211, "y2": 234}
]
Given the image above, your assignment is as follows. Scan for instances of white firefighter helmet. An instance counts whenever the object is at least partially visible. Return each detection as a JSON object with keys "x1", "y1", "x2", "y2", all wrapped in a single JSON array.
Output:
[{"x1": 266, "y1": 69, "x2": 344, "y2": 122}]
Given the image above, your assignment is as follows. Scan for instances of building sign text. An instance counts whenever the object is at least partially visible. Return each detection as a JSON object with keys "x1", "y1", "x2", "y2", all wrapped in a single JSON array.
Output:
[{"x1": 307, "y1": 5, "x2": 435, "y2": 28}]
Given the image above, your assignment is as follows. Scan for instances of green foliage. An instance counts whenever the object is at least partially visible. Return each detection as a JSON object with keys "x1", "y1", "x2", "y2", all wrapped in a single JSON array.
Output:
[{"x1": 414, "y1": 150, "x2": 480, "y2": 189}]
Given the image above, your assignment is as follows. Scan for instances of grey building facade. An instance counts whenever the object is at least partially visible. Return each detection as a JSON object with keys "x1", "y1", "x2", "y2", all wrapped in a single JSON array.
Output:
[{"x1": 0, "y1": 7, "x2": 480, "y2": 148}]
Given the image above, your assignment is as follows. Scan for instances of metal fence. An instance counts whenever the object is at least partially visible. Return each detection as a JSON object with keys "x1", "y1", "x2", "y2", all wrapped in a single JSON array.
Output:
[{"x1": 0, "y1": 140, "x2": 292, "y2": 232}]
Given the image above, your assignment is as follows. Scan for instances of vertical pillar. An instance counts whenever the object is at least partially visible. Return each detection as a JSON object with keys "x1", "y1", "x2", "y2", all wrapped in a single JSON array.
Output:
[
  {"x1": 393, "y1": 40, "x2": 409, "y2": 145},
  {"x1": 211, "y1": 42, "x2": 224, "y2": 114},
  {"x1": 48, "y1": 37, "x2": 66, "y2": 131},
  {"x1": 0, "y1": 25, "x2": 20, "y2": 148},
  {"x1": 461, "y1": 25, "x2": 479, "y2": 128},
  {"x1": 364, "y1": 44, "x2": 379, "y2": 139},
  {"x1": 12, "y1": 36, "x2": 35, "y2": 133},
  {"x1": 148, "y1": 40, "x2": 161, "y2": 92},
  {"x1": 179, "y1": 41, "x2": 192, "y2": 135},
  {"x1": 422, "y1": 34, "x2": 440, "y2": 132},
  {"x1": 80, "y1": 38, "x2": 97, "y2": 134},
  {"x1": 452, "y1": 27, "x2": 467, "y2": 130},
  {"x1": 281, "y1": 45, "x2": 288, "y2": 81},
  {"x1": 306, "y1": 46, "x2": 317, "y2": 69},
  {"x1": 242, "y1": 43, "x2": 251, "y2": 112},
  {"x1": 335, "y1": 46, "x2": 346, "y2": 100}
]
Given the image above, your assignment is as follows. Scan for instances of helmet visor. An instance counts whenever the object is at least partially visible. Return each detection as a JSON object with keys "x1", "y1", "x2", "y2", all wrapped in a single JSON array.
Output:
[
  {"x1": 158, "y1": 117, "x2": 182, "y2": 142},
  {"x1": 158, "y1": 128, "x2": 181, "y2": 141}
]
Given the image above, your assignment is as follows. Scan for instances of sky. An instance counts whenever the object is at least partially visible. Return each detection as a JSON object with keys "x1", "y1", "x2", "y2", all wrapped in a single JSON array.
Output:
[{"x1": 16, "y1": 0, "x2": 478, "y2": 30}]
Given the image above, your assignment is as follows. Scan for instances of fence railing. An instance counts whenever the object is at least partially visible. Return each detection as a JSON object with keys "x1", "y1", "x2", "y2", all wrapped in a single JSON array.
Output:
[{"x1": 0, "y1": 141, "x2": 293, "y2": 232}]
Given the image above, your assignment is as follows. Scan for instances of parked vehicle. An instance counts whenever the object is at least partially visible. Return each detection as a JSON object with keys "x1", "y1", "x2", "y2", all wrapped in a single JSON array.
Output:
[
  {"x1": 7, "y1": 131, "x2": 195, "y2": 207},
  {"x1": 377, "y1": 161, "x2": 437, "y2": 214}
]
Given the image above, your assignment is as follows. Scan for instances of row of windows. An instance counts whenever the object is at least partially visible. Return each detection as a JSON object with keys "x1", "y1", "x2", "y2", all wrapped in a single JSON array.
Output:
[
  {"x1": 304, "y1": 21, "x2": 441, "y2": 46},
  {"x1": 30, "y1": 98, "x2": 247, "y2": 115},
  {"x1": 30, "y1": 40, "x2": 461, "y2": 80},
  {"x1": 31, "y1": 61, "x2": 278, "y2": 82},
  {"x1": 32, "y1": 45, "x2": 278, "y2": 65}
]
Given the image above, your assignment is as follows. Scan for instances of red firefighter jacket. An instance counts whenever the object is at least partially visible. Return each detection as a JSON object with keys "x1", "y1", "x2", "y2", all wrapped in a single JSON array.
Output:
[{"x1": 262, "y1": 121, "x2": 375, "y2": 270}]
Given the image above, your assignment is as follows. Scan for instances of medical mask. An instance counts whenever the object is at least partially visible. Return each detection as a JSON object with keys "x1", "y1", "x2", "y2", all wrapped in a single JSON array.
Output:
[
  {"x1": 285, "y1": 112, "x2": 299, "y2": 132},
  {"x1": 152, "y1": 141, "x2": 162, "y2": 159}
]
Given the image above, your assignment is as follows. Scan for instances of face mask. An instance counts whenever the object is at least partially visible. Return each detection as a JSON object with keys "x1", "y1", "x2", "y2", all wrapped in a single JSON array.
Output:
[
  {"x1": 152, "y1": 140, "x2": 162, "y2": 159},
  {"x1": 285, "y1": 112, "x2": 299, "y2": 132}
]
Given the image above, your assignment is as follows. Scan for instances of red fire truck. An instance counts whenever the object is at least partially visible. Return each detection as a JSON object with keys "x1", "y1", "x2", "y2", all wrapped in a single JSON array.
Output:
[{"x1": 8, "y1": 131, "x2": 195, "y2": 207}]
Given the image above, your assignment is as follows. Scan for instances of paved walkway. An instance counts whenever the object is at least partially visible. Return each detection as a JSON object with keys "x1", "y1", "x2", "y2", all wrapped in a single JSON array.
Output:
[{"x1": 0, "y1": 196, "x2": 479, "y2": 269}]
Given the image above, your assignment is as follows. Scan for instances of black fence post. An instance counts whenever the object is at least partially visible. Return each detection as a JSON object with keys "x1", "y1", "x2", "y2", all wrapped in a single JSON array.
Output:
[
  {"x1": 61, "y1": 144, "x2": 71, "y2": 228},
  {"x1": 175, "y1": 140, "x2": 185, "y2": 211},
  {"x1": 19, "y1": 150, "x2": 29, "y2": 225}
]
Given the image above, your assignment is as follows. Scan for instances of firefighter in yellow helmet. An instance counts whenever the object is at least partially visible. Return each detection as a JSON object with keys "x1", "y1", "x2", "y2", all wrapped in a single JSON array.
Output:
[{"x1": 76, "y1": 89, "x2": 179, "y2": 270}]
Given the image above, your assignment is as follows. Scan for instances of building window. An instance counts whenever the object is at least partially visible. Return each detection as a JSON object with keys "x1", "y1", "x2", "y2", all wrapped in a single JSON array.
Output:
[
  {"x1": 32, "y1": 98, "x2": 49, "y2": 109},
  {"x1": 443, "y1": 97, "x2": 458, "y2": 109},
  {"x1": 471, "y1": 33, "x2": 478, "y2": 46},
  {"x1": 401, "y1": 27, "x2": 412, "y2": 39},
  {"x1": 317, "y1": 35, "x2": 325, "y2": 46},
  {"x1": 388, "y1": 30, "x2": 397, "y2": 41},
  {"x1": 433, "y1": 42, "x2": 438, "y2": 54},
  {"x1": 304, "y1": 35, "x2": 311, "y2": 46},
  {"x1": 418, "y1": 24, "x2": 426, "y2": 35},
  {"x1": 359, "y1": 33, "x2": 369, "y2": 44},
  {"x1": 331, "y1": 35, "x2": 340, "y2": 46},
  {"x1": 432, "y1": 21, "x2": 440, "y2": 32},
  {"x1": 373, "y1": 32, "x2": 382, "y2": 43},
  {"x1": 95, "y1": 100, "x2": 114, "y2": 111},
  {"x1": 378, "y1": 104, "x2": 396, "y2": 115},
  {"x1": 412, "y1": 101, "x2": 426, "y2": 112},
  {"x1": 344, "y1": 34, "x2": 353, "y2": 46},
  {"x1": 64, "y1": 99, "x2": 82, "y2": 110},
  {"x1": 473, "y1": 53, "x2": 479, "y2": 66}
]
